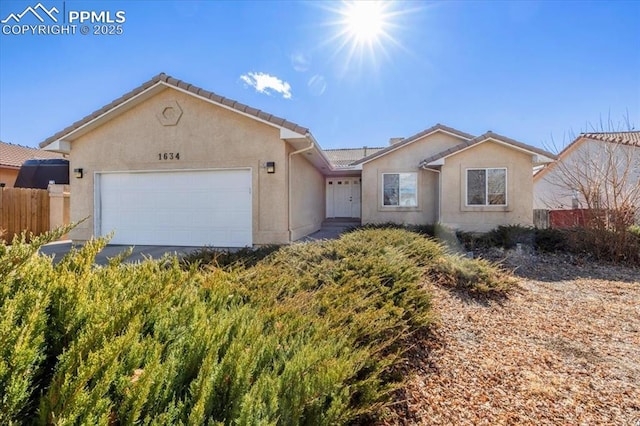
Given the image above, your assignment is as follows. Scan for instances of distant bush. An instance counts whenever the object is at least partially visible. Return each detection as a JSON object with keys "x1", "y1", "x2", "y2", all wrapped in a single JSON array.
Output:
[
  {"x1": 564, "y1": 227, "x2": 640, "y2": 264},
  {"x1": 531, "y1": 227, "x2": 569, "y2": 252},
  {"x1": 458, "y1": 224, "x2": 638, "y2": 264}
]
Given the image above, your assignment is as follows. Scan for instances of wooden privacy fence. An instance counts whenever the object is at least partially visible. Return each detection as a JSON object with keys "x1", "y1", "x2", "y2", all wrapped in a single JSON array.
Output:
[
  {"x1": 0, "y1": 188, "x2": 49, "y2": 242},
  {"x1": 549, "y1": 209, "x2": 589, "y2": 229},
  {"x1": 0, "y1": 185, "x2": 70, "y2": 243}
]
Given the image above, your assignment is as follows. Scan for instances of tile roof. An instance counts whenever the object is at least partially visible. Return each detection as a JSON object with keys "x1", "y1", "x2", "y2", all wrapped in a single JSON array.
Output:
[
  {"x1": 323, "y1": 147, "x2": 385, "y2": 168},
  {"x1": 533, "y1": 131, "x2": 639, "y2": 180},
  {"x1": 419, "y1": 131, "x2": 557, "y2": 167},
  {"x1": 351, "y1": 123, "x2": 475, "y2": 165},
  {"x1": 581, "y1": 131, "x2": 640, "y2": 147},
  {"x1": 40, "y1": 73, "x2": 309, "y2": 148},
  {"x1": 0, "y1": 140, "x2": 63, "y2": 168}
]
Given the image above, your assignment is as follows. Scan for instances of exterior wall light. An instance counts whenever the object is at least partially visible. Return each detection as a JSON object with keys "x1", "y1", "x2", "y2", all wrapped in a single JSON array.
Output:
[
  {"x1": 74, "y1": 168, "x2": 83, "y2": 179},
  {"x1": 266, "y1": 162, "x2": 275, "y2": 174}
]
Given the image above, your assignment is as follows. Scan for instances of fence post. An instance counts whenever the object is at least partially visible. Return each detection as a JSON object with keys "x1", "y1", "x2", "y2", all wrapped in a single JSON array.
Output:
[
  {"x1": 533, "y1": 209, "x2": 550, "y2": 229},
  {"x1": 48, "y1": 184, "x2": 70, "y2": 237}
]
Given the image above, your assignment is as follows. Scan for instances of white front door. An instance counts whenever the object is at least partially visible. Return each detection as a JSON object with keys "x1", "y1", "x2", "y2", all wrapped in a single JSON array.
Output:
[
  {"x1": 326, "y1": 178, "x2": 361, "y2": 218},
  {"x1": 96, "y1": 169, "x2": 252, "y2": 247}
]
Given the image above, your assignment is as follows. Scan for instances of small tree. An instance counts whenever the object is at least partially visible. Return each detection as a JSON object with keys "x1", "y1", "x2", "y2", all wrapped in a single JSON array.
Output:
[{"x1": 541, "y1": 116, "x2": 640, "y2": 260}]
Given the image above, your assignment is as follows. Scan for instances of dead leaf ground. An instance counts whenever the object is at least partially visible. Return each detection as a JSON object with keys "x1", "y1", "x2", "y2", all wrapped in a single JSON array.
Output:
[{"x1": 385, "y1": 255, "x2": 640, "y2": 425}]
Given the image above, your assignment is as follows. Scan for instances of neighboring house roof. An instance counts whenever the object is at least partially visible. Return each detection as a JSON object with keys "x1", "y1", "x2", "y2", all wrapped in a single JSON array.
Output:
[
  {"x1": 0, "y1": 140, "x2": 62, "y2": 169},
  {"x1": 534, "y1": 131, "x2": 640, "y2": 181},
  {"x1": 420, "y1": 131, "x2": 557, "y2": 167},
  {"x1": 39, "y1": 72, "x2": 310, "y2": 149},
  {"x1": 351, "y1": 123, "x2": 475, "y2": 165},
  {"x1": 324, "y1": 147, "x2": 385, "y2": 168},
  {"x1": 580, "y1": 131, "x2": 640, "y2": 147}
]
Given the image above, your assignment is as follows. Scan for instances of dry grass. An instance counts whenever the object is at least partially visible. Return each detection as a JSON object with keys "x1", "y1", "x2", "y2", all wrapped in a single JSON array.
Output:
[{"x1": 383, "y1": 260, "x2": 640, "y2": 425}]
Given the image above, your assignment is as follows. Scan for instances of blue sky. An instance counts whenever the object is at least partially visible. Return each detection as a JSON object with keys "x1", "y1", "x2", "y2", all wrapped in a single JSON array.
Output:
[{"x1": 1, "y1": 0, "x2": 638, "y2": 151}]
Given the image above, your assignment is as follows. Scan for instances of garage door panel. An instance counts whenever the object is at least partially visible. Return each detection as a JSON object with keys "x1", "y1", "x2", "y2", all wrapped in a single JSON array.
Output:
[{"x1": 99, "y1": 170, "x2": 252, "y2": 247}]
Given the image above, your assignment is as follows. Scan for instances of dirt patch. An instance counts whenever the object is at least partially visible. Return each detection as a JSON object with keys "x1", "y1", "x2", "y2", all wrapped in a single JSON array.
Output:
[{"x1": 383, "y1": 253, "x2": 640, "y2": 425}]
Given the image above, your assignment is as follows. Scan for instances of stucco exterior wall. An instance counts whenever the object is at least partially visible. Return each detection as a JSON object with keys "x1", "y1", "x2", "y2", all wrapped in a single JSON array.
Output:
[
  {"x1": 360, "y1": 132, "x2": 462, "y2": 225},
  {"x1": 534, "y1": 139, "x2": 640, "y2": 210},
  {"x1": 67, "y1": 87, "x2": 291, "y2": 245},
  {"x1": 289, "y1": 150, "x2": 324, "y2": 240},
  {"x1": 0, "y1": 168, "x2": 18, "y2": 187},
  {"x1": 440, "y1": 141, "x2": 534, "y2": 232}
]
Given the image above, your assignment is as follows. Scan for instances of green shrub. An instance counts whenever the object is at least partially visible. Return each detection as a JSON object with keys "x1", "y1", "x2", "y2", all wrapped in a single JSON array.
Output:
[
  {"x1": 342, "y1": 227, "x2": 517, "y2": 295},
  {"x1": 1, "y1": 226, "x2": 517, "y2": 424},
  {"x1": 1, "y1": 227, "x2": 446, "y2": 424},
  {"x1": 533, "y1": 228, "x2": 568, "y2": 252},
  {"x1": 181, "y1": 244, "x2": 280, "y2": 270},
  {"x1": 427, "y1": 254, "x2": 517, "y2": 295},
  {"x1": 347, "y1": 222, "x2": 465, "y2": 253}
]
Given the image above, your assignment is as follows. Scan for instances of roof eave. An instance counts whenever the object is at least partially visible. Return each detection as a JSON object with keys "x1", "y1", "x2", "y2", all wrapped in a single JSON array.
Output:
[
  {"x1": 40, "y1": 74, "x2": 312, "y2": 149},
  {"x1": 420, "y1": 136, "x2": 557, "y2": 169},
  {"x1": 42, "y1": 140, "x2": 71, "y2": 154},
  {"x1": 39, "y1": 81, "x2": 167, "y2": 148},
  {"x1": 423, "y1": 158, "x2": 445, "y2": 167},
  {"x1": 305, "y1": 132, "x2": 335, "y2": 171}
]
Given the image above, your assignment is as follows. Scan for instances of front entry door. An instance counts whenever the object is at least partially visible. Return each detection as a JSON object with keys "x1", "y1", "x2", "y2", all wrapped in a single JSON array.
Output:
[{"x1": 326, "y1": 178, "x2": 361, "y2": 218}]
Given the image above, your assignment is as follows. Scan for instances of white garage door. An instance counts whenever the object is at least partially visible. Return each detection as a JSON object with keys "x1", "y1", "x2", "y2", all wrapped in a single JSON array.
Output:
[{"x1": 97, "y1": 169, "x2": 252, "y2": 247}]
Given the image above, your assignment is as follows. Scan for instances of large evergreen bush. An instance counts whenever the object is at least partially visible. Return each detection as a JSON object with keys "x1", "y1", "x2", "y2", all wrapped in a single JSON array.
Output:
[{"x1": 1, "y1": 227, "x2": 514, "y2": 424}]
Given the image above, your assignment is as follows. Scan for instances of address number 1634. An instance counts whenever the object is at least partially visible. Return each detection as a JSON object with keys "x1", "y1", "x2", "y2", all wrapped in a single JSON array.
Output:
[{"x1": 158, "y1": 152, "x2": 180, "y2": 160}]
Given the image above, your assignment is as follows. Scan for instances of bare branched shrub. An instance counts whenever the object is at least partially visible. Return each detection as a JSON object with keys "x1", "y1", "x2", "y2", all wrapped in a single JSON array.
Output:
[{"x1": 539, "y1": 115, "x2": 640, "y2": 261}]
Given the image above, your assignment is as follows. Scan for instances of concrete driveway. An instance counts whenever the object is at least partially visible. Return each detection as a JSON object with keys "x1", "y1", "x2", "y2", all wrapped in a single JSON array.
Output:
[
  {"x1": 39, "y1": 240, "x2": 203, "y2": 265},
  {"x1": 38, "y1": 220, "x2": 359, "y2": 265}
]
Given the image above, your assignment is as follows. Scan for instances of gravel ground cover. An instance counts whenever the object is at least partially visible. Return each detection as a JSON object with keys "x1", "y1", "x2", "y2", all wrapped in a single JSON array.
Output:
[{"x1": 384, "y1": 251, "x2": 640, "y2": 425}]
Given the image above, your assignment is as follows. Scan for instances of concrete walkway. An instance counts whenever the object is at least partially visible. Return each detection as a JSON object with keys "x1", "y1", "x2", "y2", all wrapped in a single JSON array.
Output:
[{"x1": 297, "y1": 219, "x2": 360, "y2": 242}]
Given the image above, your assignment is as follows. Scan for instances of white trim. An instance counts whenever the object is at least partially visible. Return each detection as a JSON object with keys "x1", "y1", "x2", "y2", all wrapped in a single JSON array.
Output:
[
  {"x1": 280, "y1": 127, "x2": 306, "y2": 139},
  {"x1": 381, "y1": 172, "x2": 418, "y2": 208},
  {"x1": 465, "y1": 167, "x2": 508, "y2": 207},
  {"x1": 358, "y1": 129, "x2": 472, "y2": 165},
  {"x1": 42, "y1": 140, "x2": 71, "y2": 154}
]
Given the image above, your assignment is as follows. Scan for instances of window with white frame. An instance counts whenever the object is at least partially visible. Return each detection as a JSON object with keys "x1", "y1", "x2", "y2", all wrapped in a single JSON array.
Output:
[
  {"x1": 466, "y1": 168, "x2": 507, "y2": 206},
  {"x1": 383, "y1": 173, "x2": 417, "y2": 207}
]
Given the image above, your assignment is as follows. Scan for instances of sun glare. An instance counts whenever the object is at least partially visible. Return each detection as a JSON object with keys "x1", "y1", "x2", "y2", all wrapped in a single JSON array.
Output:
[
  {"x1": 344, "y1": 1, "x2": 386, "y2": 45},
  {"x1": 320, "y1": 0, "x2": 409, "y2": 74}
]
